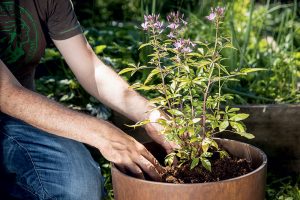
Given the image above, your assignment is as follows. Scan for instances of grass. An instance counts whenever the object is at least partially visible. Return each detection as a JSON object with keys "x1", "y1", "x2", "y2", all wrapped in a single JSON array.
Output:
[{"x1": 266, "y1": 173, "x2": 300, "y2": 200}]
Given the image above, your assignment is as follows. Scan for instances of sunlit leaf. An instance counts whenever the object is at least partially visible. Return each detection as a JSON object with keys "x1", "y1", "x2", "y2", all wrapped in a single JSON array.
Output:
[
  {"x1": 192, "y1": 118, "x2": 201, "y2": 124},
  {"x1": 126, "y1": 119, "x2": 150, "y2": 128},
  {"x1": 219, "y1": 120, "x2": 229, "y2": 132},
  {"x1": 165, "y1": 152, "x2": 176, "y2": 166},
  {"x1": 230, "y1": 113, "x2": 249, "y2": 121},
  {"x1": 95, "y1": 45, "x2": 107, "y2": 54},
  {"x1": 201, "y1": 152, "x2": 213, "y2": 158},
  {"x1": 218, "y1": 150, "x2": 229, "y2": 158},
  {"x1": 144, "y1": 68, "x2": 160, "y2": 85},
  {"x1": 168, "y1": 109, "x2": 184, "y2": 116},
  {"x1": 190, "y1": 157, "x2": 199, "y2": 170},
  {"x1": 228, "y1": 108, "x2": 240, "y2": 113},
  {"x1": 240, "y1": 68, "x2": 266, "y2": 73},
  {"x1": 139, "y1": 42, "x2": 151, "y2": 50},
  {"x1": 200, "y1": 157, "x2": 212, "y2": 172},
  {"x1": 118, "y1": 68, "x2": 136, "y2": 75}
]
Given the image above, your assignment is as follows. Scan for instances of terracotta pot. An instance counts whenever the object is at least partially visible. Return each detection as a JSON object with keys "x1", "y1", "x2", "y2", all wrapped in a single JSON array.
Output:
[{"x1": 111, "y1": 138, "x2": 267, "y2": 200}]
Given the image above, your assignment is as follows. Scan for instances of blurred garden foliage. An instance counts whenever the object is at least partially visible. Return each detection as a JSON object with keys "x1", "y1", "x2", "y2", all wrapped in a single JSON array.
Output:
[{"x1": 35, "y1": 0, "x2": 300, "y2": 199}]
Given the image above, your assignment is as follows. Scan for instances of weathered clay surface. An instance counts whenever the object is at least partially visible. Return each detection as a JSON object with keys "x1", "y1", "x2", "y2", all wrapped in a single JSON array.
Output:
[{"x1": 112, "y1": 139, "x2": 267, "y2": 200}]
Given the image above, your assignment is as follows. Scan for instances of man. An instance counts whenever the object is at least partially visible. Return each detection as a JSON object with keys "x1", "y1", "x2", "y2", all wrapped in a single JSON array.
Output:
[{"x1": 0, "y1": 0, "x2": 174, "y2": 199}]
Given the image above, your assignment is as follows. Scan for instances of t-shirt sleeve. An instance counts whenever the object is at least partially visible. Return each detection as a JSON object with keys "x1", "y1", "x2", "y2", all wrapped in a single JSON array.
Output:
[{"x1": 47, "y1": 0, "x2": 82, "y2": 40}]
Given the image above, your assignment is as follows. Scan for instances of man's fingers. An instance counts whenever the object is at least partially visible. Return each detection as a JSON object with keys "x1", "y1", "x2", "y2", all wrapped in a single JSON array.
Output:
[
  {"x1": 116, "y1": 163, "x2": 145, "y2": 180},
  {"x1": 136, "y1": 155, "x2": 162, "y2": 181},
  {"x1": 141, "y1": 148, "x2": 165, "y2": 174},
  {"x1": 115, "y1": 164, "x2": 127, "y2": 174},
  {"x1": 162, "y1": 140, "x2": 180, "y2": 154}
]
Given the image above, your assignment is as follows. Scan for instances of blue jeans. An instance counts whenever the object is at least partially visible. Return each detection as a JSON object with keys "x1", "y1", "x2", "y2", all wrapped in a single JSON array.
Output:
[{"x1": 0, "y1": 113, "x2": 105, "y2": 200}]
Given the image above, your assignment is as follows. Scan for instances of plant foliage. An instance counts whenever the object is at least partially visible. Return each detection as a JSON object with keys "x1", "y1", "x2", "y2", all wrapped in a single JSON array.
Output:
[{"x1": 120, "y1": 8, "x2": 259, "y2": 171}]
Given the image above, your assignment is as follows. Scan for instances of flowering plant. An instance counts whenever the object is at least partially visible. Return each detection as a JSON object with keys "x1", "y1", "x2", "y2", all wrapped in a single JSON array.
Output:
[{"x1": 120, "y1": 8, "x2": 261, "y2": 172}]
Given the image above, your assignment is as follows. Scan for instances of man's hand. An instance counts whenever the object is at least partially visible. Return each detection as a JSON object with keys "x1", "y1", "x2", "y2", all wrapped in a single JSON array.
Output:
[
  {"x1": 144, "y1": 110, "x2": 179, "y2": 154},
  {"x1": 96, "y1": 123, "x2": 164, "y2": 181}
]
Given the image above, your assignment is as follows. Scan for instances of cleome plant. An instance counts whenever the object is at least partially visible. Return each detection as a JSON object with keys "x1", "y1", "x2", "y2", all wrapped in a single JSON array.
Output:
[{"x1": 119, "y1": 7, "x2": 262, "y2": 172}]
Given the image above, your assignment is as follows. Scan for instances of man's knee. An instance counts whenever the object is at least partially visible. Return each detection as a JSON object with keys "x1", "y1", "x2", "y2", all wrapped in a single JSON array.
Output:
[{"x1": 48, "y1": 167, "x2": 104, "y2": 200}]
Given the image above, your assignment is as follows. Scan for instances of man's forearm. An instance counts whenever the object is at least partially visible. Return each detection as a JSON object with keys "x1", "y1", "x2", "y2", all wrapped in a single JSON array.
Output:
[
  {"x1": 0, "y1": 67, "x2": 113, "y2": 150},
  {"x1": 3, "y1": 86, "x2": 112, "y2": 148},
  {"x1": 53, "y1": 35, "x2": 154, "y2": 123}
]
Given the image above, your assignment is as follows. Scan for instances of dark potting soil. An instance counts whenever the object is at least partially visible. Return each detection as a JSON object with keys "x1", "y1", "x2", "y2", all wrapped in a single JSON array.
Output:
[{"x1": 162, "y1": 156, "x2": 253, "y2": 184}]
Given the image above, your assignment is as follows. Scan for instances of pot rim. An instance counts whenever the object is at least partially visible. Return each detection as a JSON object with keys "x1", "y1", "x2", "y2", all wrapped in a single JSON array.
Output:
[{"x1": 112, "y1": 138, "x2": 267, "y2": 186}]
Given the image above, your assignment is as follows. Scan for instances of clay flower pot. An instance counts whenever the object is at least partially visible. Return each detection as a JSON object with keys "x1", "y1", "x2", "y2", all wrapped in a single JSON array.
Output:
[{"x1": 111, "y1": 138, "x2": 267, "y2": 200}]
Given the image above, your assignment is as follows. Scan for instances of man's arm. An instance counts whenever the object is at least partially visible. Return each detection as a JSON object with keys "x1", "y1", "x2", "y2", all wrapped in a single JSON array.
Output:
[
  {"x1": 0, "y1": 60, "x2": 163, "y2": 180},
  {"x1": 53, "y1": 34, "x2": 175, "y2": 153}
]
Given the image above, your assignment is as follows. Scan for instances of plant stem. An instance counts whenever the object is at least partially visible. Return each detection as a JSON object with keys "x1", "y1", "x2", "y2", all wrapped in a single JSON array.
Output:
[
  {"x1": 201, "y1": 18, "x2": 219, "y2": 137},
  {"x1": 152, "y1": 35, "x2": 173, "y2": 115},
  {"x1": 202, "y1": 63, "x2": 215, "y2": 137}
]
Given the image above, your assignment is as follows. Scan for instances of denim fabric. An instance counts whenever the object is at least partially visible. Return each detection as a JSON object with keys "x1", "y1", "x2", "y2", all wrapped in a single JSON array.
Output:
[{"x1": 0, "y1": 113, "x2": 105, "y2": 200}]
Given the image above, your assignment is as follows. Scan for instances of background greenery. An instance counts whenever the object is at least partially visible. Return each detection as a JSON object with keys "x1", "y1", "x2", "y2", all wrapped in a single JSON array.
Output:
[{"x1": 35, "y1": 0, "x2": 300, "y2": 199}]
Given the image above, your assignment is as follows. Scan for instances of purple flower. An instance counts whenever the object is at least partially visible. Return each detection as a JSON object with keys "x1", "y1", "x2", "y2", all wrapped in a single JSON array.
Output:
[
  {"x1": 141, "y1": 14, "x2": 164, "y2": 34},
  {"x1": 206, "y1": 12, "x2": 216, "y2": 21},
  {"x1": 206, "y1": 7, "x2": 225, "y2": 22},
  {"x1": 182, "y1": 47, "x2": 192, "y2": 53},
  {"x1": 167, "y1": 23, "x2": 179, "y2": 30},
  {"x1": 173, "y1": 38, "x2": 196, "y2": 53},
  {"x1": 174, "y1": 40, "x2": 183, "y2": 50},
  {"x1": 216, "y1": 6, "x2": 225, "y2": 16},
  {"x1": 154, "y1": 21, "x2": 164, "y2": 29},
  {"x1": 141, "y1": 22, "x2": 148, "y2": 30},
  {"x1": 166, "y1": 11, "x2": 187, "y2": 33},
  {"x1": 167, "y1": 32, "x2": 176, "y2": 38}
]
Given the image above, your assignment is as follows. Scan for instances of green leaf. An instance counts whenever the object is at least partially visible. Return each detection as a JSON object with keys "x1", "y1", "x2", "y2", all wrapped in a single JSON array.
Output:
[
  {"x1": 192, "y1": 118, "x2": 201, "y2": 124},
  {"x1": 118, "y1": 68, "x2": 136, "y2": 75},
  {"x1": 219, "y1": 120, "x2": 229, "y2": 132},
  {"x1": 223, "y1": 42, "x2": 237, "y2": 50},
  {"x1": 238, "y1": 132, "x2": 255, "y2": 139},
  {"x1": 202, "y1": 138, "x2": 211, "y2": 153},
  {"x1": 197, "y1": 60, "x2": 211, "y2": 68},
  {"x1": 187, "y1": 126, "x2": 195, "y2": 136},
  {"x1": 157, "y1": 118, "x2": 168, "y2": 126},
  {"x1": 230, "y1": 121, "x2": 245, "y2": 133},
  {"x1": 230, "y1": 113, "x2": 249, "y2": 121},
  {"x1": 139, "y1": 42, "x2": 151, "y2": 50},
  {"x1": 126, "y1": 119, "x2": 150, "y2": 128},
  {"x1": 59, "y1": 92, "x2": 74, "y2": 102},
  {"x1": 218, "y1": 150, "x2": 229, "y2": 159},
  {"x1": 201, "y1": 152, "x2": 213, "y2": 158},
  {"x1": 178, "y1": 128, "x2": 186, "y2": 136},
  {"x1": 168, "y1": 109, "x2": 184, "y2": 116},
  {"x1": 230, "y1": 122, "x2": 255, "y2": 139},
  {"x1": 94, "y1": 45, "x2": 107, "y2": 54},
  {"x1": 210, "y1": 139, "x2": 219, "y2": 149},
  {"x1": 190, "y1": 137, "x2": 200, "y2": 143},
  {"x1": 218, "y1": 64, "x2": 230, "y2": 75},
  {"x1": 240, "y1": 68, "x2": 266, "y2": 73},
  {"x1": 144, "y1": 68, "x2": 160, "y2": 85},
  {"x1": 165, "y1": 153, "x2": 176, "y2": 166},
  {"x1": 200, "y1": 157, "x2": 212, "y2": 172},
  {"x1": 228, "y1": 108, "x2": 240, "y2": 113},
  {"x1": 190, "y1": 157, "x2": 199, "y2": 170}
]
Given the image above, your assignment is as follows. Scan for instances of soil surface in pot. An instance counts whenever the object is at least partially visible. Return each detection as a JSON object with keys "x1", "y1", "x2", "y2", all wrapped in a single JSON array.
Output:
[{"x1": 161, "y1": 155, "x2": 253, "y2": 184}]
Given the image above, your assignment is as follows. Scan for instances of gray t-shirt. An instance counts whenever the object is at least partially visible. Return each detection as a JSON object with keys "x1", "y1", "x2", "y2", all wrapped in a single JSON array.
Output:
[{"x1": 0, "y1": 0, "x2": 82, "y2": 88}]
